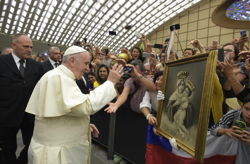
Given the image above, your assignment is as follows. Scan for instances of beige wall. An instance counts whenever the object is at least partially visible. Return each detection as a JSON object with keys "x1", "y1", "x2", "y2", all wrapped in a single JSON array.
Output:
[{"x1": 146, "y1": 0, "x2": 250, "y2": 57}]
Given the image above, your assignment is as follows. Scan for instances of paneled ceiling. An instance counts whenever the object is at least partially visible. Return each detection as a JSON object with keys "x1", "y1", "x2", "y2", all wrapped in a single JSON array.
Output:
[{"x1": 0, "y1": 0, "x2": 203, "y2": 52}]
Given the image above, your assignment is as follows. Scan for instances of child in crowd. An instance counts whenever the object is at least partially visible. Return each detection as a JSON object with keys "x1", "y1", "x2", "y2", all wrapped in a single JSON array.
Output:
[{"x1": 210, "y1": 94, "x2": 250, "y2": 164}]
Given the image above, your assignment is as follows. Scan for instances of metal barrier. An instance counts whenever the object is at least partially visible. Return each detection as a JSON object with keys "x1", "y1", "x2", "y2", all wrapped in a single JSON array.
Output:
[{"x1": 91, "y1": 103, "x2": 148, "y2": 164}]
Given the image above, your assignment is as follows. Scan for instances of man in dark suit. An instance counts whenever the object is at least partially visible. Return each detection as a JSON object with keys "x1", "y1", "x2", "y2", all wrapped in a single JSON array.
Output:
[
  {"x1": 0, "y1": 34, "x2": 43, "y2": 164},
  {"x1": 41, "y1": 46, "x2": 61, "y2": 74},
  {"x1": 76, "y1": 73, "x2": 90, "y2": 94}
]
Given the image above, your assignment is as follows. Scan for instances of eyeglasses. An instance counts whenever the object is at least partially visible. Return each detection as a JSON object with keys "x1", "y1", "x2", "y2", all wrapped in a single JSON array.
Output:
[{"x1": 224, "y1": 49, "x2": 234, "y2": 52}]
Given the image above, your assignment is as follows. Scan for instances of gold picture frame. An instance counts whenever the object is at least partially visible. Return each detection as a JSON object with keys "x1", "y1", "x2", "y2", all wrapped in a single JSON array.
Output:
[{"x1": 156, "y1": 51, "x2": 218, "y2": 162}]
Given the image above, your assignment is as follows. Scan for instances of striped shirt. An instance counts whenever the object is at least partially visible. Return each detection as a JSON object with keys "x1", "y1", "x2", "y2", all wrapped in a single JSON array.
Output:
[{"x1": 210, "y1": 109, "x2": 250, "y2": 164}]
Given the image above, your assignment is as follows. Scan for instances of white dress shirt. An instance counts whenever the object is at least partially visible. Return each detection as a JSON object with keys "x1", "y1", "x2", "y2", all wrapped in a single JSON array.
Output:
[
  {"x1": 12, "y1": 52, "x2": 26, "y2": 69},
  {"x1": 82, "y1": 75, "x2": 87, "y2": 86},
  {"x1": 49, "y1": 58, "x2": 58, "y2": 69}
]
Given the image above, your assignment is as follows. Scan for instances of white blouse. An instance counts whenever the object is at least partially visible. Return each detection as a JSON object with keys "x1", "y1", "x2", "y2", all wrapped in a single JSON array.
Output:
[{"x1": 139, "y1": 90, "x2": 159, "y2": 113}]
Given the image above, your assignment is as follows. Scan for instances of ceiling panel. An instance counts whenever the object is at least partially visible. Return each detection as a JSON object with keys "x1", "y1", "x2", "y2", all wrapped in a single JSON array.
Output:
[{"x1": 0, "y1": 0, "x2": 204, "y2": 52}]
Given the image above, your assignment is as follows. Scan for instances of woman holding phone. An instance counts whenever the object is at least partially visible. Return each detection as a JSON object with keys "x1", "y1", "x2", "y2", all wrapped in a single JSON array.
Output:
[{"x1": 221, "y1": 43, "x2": 249, "y2": 97}]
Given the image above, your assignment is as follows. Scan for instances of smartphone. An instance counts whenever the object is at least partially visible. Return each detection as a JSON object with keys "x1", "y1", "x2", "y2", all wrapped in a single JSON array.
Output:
[
  {"x1": 235, "y1": 120, "x2": 246, "y2": 131},
  {"x1": 217, "y1": 48, "x2": 224, "y2": 62},
  {"x1": 153, "y1": 44, "x2": 163, "y2": 49},
  {"x1": 135, "y1": 31, "x2": 142, "y2": 38},
  {"x1": 170, "y1": 24, "x2": 180, "y2": 31},
  {"x1": 212, "y1": 40, "x2": 218, "y2": 47},
  {"x1": 224, "y1": 53, "x2": 231, "y2": 62},
  {"x1": 240, "y1": 30, "x2": 247, "y2": 37},
  {"x1": 142, "y1": 52, "x2": 152, "y2": 58},
  {"x1": 87, "y1": 44, "x2": 91, "y2": 47},
  {"x1": 104, "y1": 49, "x2": 109, "y2": 56}
]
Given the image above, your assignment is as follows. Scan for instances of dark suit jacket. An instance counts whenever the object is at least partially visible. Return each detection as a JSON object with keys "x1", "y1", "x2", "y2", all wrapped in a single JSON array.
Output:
[
  {"x1": 0, "y1": 53, "x2": 43, "y2": 127},
  {"x1": 41, "y1": 59, "x2": 54, "y2": 74},
  {"x1": 76, "y1": 73, "x2": 89, "y2": 94}
]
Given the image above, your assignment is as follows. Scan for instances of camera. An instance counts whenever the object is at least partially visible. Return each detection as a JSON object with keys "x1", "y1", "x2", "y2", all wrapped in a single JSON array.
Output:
[
  {"x1": 123, "y1": 66, "x2": 133, "y2": 73},
  {"x1": 109, "y1": 31, "x2": 116, "y2": 36},
  {"x1": 153, "y1": 44, "x2": 163, "y2": 49},
  {"x1": 170, "y1": 24, "x2": 180, "y2": 31}
]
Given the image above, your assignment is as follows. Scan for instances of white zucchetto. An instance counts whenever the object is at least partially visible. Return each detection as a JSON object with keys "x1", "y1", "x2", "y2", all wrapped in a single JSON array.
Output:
[{"x1": 64, "y1": 46, "x2": 87, "y2": 56}]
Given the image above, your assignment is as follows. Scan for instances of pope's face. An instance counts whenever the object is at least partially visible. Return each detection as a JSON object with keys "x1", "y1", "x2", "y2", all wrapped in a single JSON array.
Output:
[{"x1": 74, "y1": 52, "x2": 91, "y2": 80}]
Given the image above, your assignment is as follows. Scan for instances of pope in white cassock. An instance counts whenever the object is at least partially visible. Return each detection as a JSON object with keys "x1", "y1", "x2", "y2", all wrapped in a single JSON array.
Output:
[{"x1": 25, "y1": 46, "x2": 124, "y2": 164}]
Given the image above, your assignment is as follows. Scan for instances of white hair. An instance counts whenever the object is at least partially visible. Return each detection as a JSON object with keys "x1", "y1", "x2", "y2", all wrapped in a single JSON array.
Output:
[
  {"x1": 62, "y1": 52, "x2": 81, "y2": 63},
  {"x1": 48, "y1": 46, "x2": 60, "y2": 54}
]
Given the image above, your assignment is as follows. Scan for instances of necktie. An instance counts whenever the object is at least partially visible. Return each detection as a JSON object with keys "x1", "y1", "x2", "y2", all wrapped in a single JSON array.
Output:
[
  {"x1": 19, "y1": 59, "x2": 25, "y2": 77},
  {"x1": 54, "y1": 62, "x2": 58, "y2": 68}
]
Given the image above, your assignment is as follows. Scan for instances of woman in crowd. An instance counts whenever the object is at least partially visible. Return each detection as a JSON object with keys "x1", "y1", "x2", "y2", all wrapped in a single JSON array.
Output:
[
  {"x1": 93, "y1": 64, "x2": 109, "y2": 88},
  {"x1": 221, "y1": 43, "x2": 249, "y2": 97},
  {"x1": 87, "y1": 72, "x2": 96, "y2": 91},
  {"x1": 101, "y1": 46, "x2": 112, "y2": 67},
  {"x1": 131, "y1": 47, "x2": 145, "y2": 63},
  {"x1": 140, "y1": 71, "x2": 164, "y2": 127}
]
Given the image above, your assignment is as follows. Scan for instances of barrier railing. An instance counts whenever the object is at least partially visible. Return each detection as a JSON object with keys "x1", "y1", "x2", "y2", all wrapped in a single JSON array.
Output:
[{"x1": 91, "y1": 103, "x2": 148, "y2": 164}]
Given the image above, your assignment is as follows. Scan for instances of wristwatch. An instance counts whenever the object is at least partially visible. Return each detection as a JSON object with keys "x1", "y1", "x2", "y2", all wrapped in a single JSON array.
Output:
[{"x1": 138, "y1": 74, "x2": 143, "y2": 80}]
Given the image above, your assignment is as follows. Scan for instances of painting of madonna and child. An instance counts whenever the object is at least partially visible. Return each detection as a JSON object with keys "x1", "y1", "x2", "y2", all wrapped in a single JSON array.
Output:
[{"x1": 159, "y1": 60, "x2": 207, "y2": 150}]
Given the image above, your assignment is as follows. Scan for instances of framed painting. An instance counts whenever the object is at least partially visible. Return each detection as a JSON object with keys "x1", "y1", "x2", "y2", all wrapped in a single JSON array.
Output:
[{"x1": 156, "y1": 51, "x2": 218, "y2": 162}]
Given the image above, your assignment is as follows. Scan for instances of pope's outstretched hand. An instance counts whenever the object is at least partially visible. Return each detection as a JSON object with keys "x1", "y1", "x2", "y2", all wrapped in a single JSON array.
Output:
[{"x1": 107, "y1": 63, "x2": 124, "y2": 85}]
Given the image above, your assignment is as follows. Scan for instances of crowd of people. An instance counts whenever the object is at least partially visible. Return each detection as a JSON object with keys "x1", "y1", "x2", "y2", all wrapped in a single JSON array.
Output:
[{"x1": 0, "y1": 31, "x2": 250, "y2": 164}]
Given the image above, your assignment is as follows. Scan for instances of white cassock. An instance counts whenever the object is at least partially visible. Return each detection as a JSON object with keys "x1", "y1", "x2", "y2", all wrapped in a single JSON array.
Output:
[{"x1": 25, "y1": 65, "x2": 116, "y2": 164}]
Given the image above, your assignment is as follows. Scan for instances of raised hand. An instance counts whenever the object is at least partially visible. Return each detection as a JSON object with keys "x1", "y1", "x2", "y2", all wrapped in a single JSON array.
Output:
[
  {"x1": 140, "y1": 33, "x2": 146, "y2": 42},
  {"x1": 104, "y1": 102, "x2": 119, "y2": 113},
  {"x1": 221, "y1": 60, "x2": 241, "y2": 76},
  {"x1": 115, "y1": 59, "x2": 126, "y2": 66},
  {"x1": 107, "y1": 63, "x2": 124, "y2": 85},
  {"x1": 239, "y1": 34, "x2": 249, "y2": 48}
]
